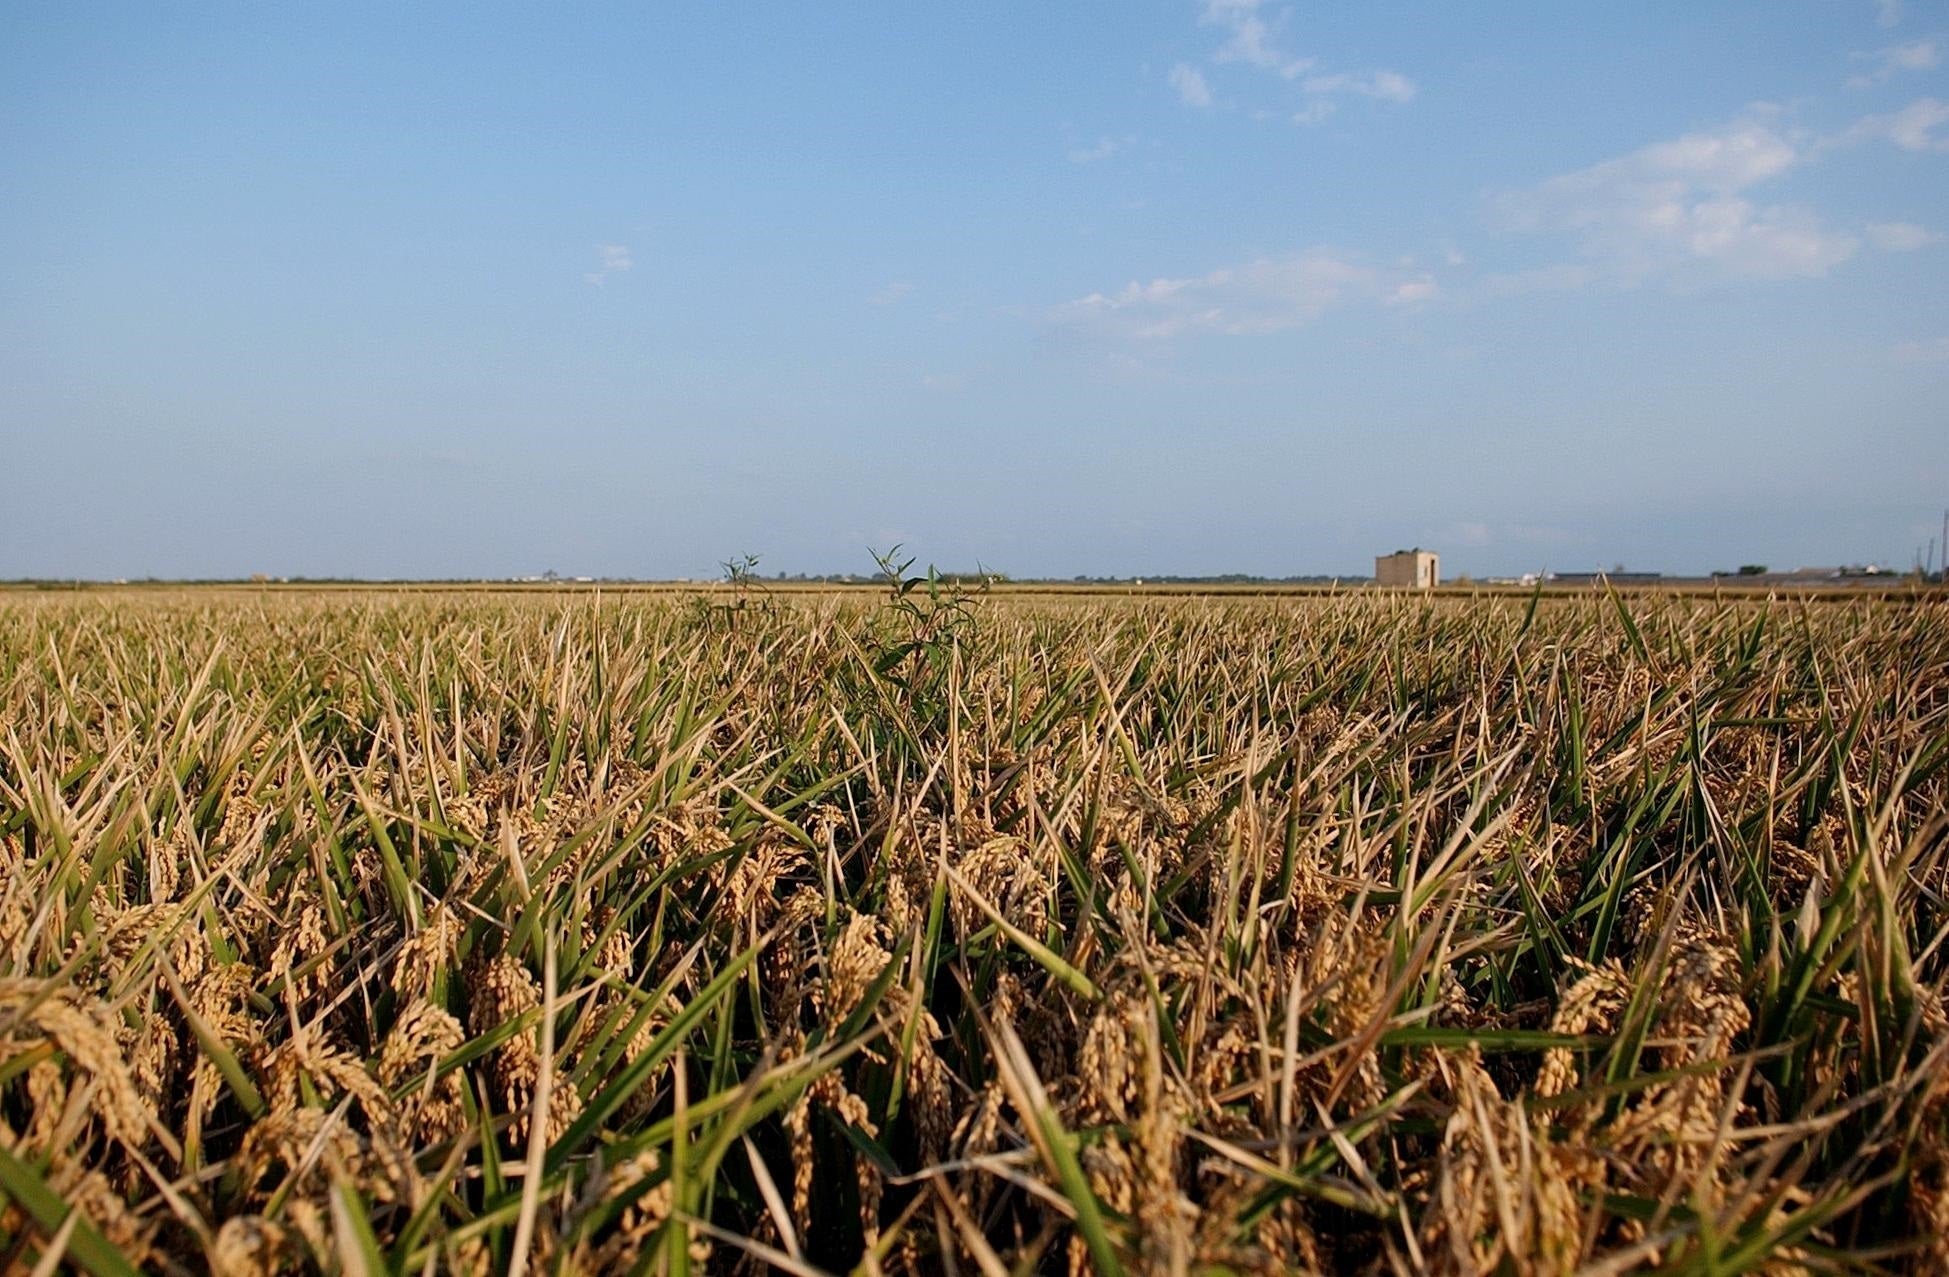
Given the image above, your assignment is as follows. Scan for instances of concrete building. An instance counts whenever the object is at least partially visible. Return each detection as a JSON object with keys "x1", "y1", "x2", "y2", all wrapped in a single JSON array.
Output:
[{"x1": 1376, "y1": 548, "x2": 1439, "y2": 589}]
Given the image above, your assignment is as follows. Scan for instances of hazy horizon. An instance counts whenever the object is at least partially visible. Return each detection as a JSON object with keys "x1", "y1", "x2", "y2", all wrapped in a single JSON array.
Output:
[
  {"x1": 0, "y1": 554, "x2": 1925, "y2": 585},
  {"x1": 5, "y1": 3, "x2": 1947, "y2": 581}
]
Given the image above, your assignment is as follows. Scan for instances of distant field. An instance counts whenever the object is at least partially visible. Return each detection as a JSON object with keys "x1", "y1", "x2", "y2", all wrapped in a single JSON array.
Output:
[
  {"x1": 2, "y1": 588, "x2": 1946, "y2": 1273},
  {"x1": 0, "y1": 575, "x2": 1929, "y2": 601}
]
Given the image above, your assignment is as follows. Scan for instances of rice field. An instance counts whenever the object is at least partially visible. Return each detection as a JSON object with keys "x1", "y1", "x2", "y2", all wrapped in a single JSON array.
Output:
[{"x1": 2, "y1": 585, "x2": 1946, "y2": 1274}]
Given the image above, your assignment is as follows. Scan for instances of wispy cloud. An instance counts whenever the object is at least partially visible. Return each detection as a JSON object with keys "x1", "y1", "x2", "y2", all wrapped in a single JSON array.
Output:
[
  {"x1": 1893, "y1": 335, "x2": 1949, "y2": 363},
  {"x1": 585, "y1": 243, "x2": 633, "y2": 286},
  {"x1": 1846, "y1": 96, "x2": 1949, "y2": 150},
  {"x1": 1300, "y1": 70, "x2": 1416, "y2": 104},
  {"x1": 1171, "y1": 1, "x2": 1415, "y2": 122},
  {"x1": 1204, "y1": 0, "x2": 1310, "y2": 77},
  {"x1": 1169, "y1": 63, "x2": 1213, "y2": 108},
  {"x1": 1050, "y1": 249, "x2": 1435, "y2": 339},
  {"x1": 870, "y1": 280, "x2": 915, "y2": 306},
  {"x1": 1391, "y1": 277, "x2": 1438, "y2": 304},
  {"x1": 1876, "y1": 0, "x2": 1904, "y2": 29},
  {"x1": 1848, "y1": 39, "x2": 1939, "y2": 87},
  {"x1": 1067, "y1": 135, "x2": 1135, "y2": 164},
  {"x1": 1866, "y1": 220, "x2": 1940, "y2": 250},
  {"x1": 1494, "y1": 112, "x2": 1859, "y2": 285}
]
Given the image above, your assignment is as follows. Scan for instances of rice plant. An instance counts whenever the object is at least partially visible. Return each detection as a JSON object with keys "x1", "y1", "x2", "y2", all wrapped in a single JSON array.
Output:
[{"x1": 1, "y1": 586, "x2": 1945, "y2": 1273}]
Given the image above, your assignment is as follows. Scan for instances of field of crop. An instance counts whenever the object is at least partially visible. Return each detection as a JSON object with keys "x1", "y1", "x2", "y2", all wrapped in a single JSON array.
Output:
[{"x1": 2, "y1": 586, "x2": 1946, "y2": 1274}]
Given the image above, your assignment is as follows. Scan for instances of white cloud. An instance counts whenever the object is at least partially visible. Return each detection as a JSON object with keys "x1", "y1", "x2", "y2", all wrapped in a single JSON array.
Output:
[
  {"x1": 1893, "y1": 335, "x2": 1949, "y2": 363},
  {"x1": 870, "y1": 281, "x2": 915, "y2": 306},
  {"x1": 1067, "y1": 136, "x2": 1134, "y2": 164},
  {"x1": 1889, "y1": 38, "x2": 1939, "y2": 68},
  {"x1": 1051, "y1": 250, "x2": 1433, "y2": 339},
  {"x1": 1179, "y1": 1, "x2": 1414, "y2": 121},
  {"x1": 1876, "y1": 0, "x2": 1904, "y2": 28},
  {"x1": 1389, "y1": 278, "x2": 1438, "y2": 305},
  {"x1": 1169, "y1": 63, "x2": 1213, "y2": 107},
  {"x1": 1203, "y1": 0, "x2": 1310, "y2": 78},
  {"x1": 1849, "y1": 39, "x2": 1940, "y2": 87},
  {"x1": 1301, "y1": 69, "x2": 1416, "y2": 104},
  {"x1": 1847, "y1": 96, "x2": 1949, "y2": 150},
  {"x1": 1495, "y1": 114, "x2": 1858, "y2": 284},
  {"x1": 1866, "y1": 220, "x2": 1940, "y2": 250},
  {"x1": 585, "y1": 243, "x2": 632, "y2": 286}
]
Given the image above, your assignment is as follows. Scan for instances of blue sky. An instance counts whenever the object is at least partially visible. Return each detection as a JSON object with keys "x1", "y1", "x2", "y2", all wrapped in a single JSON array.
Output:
[{"x1": 4, "y1": 2, "x2": 1946, "y2": 579}]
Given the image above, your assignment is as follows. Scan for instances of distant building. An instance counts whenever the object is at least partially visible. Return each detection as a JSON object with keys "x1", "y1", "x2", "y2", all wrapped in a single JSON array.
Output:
[{"x1": 1376, "y1": 548, "x2": 1439, "y2": 589}]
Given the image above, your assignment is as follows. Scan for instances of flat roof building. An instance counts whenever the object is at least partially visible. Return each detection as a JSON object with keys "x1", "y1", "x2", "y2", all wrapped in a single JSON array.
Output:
[{"x1": 1376, "y1": 548, "x2": 1439, "y2": 589}]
